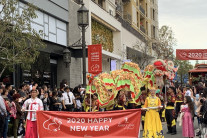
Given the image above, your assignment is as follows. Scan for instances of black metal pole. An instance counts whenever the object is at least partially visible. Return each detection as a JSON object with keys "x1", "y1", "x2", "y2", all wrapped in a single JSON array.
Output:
[
  {"x1": 68, "y1": 63, "x2": 70, "y2": 87},
  {"x1": 82, "y1": 26, "x2": 86, "y2": 88}
]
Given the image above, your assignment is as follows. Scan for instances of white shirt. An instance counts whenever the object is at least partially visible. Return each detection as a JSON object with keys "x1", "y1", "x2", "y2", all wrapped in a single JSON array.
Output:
[
  {"x1": 62, "y1": 92, "x2": 75, "y2": 105},
  {"x1": 76, "y1": 100, "x2": 82, "y2": 109},
  {"x1": 22, "y1": 98, "x2": 43, "y2": 121},
  {"x1": 0, "y1": 95, "x2": 7, "y2": 116},
  {"x1": 185, "y1": 90, "x2": 191, "y2": 97},
  {"x1": 29, "y1": 85, "x2": 33, "y2": 91}
]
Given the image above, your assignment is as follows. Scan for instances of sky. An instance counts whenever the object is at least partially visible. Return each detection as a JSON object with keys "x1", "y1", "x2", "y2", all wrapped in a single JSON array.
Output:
[{"x1": 158, "y1": 0, "x2": 207, "y2": 64}]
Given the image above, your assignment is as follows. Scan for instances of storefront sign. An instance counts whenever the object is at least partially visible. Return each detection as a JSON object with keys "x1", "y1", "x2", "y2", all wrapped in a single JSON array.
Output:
[
  {"x1": 176, "y1": 49, "x2": 207, "y2": 60},
  {"x1": 37, "y1": 109, "x2": 141, "y2": 138},
  {"x1": 88, "y1": 44, "x2": 102, "y2": 75}
]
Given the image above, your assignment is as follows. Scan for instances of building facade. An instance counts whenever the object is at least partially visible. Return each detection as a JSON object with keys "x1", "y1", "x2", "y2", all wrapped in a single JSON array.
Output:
[
  {"x1": 68, "y1": 0, "x2": 159, "y2": 87},
  {"x1": 1, "y1": 0, "x2": 71, "y2": 88},
  {"x1": 1, "y1": 0, "x2": 159, "y2": 88}
]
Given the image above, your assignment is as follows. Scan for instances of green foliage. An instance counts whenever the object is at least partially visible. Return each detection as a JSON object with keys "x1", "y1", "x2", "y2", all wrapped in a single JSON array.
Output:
[
  {"x1": 153, "y1": 25, "x2": 176, "y2": 59},
  {"x1": 174, "y1": 59, "x2": 193, "y2": 84},
  {"x1": 195, "y1": 60, "x2": 199, "y2": 67},
  {"x1": 0, "y1": 0, "x2": 46, "y2": 78},
  {"x1": 131, "y1": 25, "x2": 176, "y2": 69}
]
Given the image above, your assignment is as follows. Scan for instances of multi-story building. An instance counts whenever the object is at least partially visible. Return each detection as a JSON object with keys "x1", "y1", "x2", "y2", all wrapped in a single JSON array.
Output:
[
  {"x1": 0, "y1": 0, "x2": 70, "y2": 88},
  {"x1": 68, "y1": 0, "x2": 159, "y2": 87},
  {"x1": 1, "y1": 0, "x2": 159, "y2": 88}
]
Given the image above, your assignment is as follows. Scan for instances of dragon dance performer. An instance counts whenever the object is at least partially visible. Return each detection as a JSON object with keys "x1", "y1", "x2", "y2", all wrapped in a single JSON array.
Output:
[
  {"x1": 114, "y1": 89, "x2": 126, "y2": 110},
  {"x1": 22, "y1": 89, "x2": 44, "y2": 138},
  {"x1": 84, "y1": 93, "x2": 92, "y2": 112},
  {"x1": 92, "y1": 93, "x2": 99, "y2": 112},
  {"x1": 127, "y1": 91, "x2": 136, "y2": 109},
  {"x1": 142, "y1": 87, "x2": 164, "y2": 138},
  {"x1": 165, "y1": 87, "x2": 177, "y2": 135},
  {"x1": 140, "y1": 87, "x2": 148, "y2": 129},
  {"x1": 175, "y1": 87, "x2": 184, "y2": 120}
]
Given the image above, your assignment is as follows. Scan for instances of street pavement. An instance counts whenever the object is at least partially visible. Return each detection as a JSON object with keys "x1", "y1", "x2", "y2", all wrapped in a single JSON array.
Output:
[
  {"x1": 9, "y1": 119, "x2": 199, "y2": 138},
  {"x1": 140, "y1": 120, "x2": 199, "y2": 138}
]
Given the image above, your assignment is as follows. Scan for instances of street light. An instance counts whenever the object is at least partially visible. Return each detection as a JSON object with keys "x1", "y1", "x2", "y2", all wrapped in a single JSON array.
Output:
[
  {"x1": 77, "y1": 2, "x2": 89, "y2": 88},
  {"x1": 63, "y1": 48, "x2": 71, "y2": 68}
]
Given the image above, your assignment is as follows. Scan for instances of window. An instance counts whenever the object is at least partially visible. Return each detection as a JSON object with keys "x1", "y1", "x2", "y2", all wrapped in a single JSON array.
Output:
[
  {"x1": 98, "y1": 0, "x2": 103, "y2": 7},
  {"x1": 109, "y1": 10, "x2": 113, "y2": 16},
  {"x1": 152, "y1": 25, "x2": 155, "y2": 38}
]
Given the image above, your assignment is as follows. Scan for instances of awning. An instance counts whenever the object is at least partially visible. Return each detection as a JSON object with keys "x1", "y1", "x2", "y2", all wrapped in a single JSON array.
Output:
[{"x1": 188, "y1": 68, "x2": 207, "y2": 73}]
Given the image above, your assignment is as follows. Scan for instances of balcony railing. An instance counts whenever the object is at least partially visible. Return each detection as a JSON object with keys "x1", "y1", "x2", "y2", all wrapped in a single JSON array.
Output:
[
  {"x1": 123, "y1": 12, "x2": 132, "y2": 24},
  {"x1": 116, "y1": 16, "x2": 146, "y2": 42},
  {"x1": 139, "y1": 5, "x2": 145, "y2": 15},
  {"x1": 140, "y1": 25, "x2": 145, "y2": 33},
  {"x1": 73, "y1": 0, "x2": 82, "y2": 4},
  {"x1": 122, "y1": 0, "x2": 131, "y2": 3},
  {"x1": 116, "y1": 5, "x2": 122, "y2": 16}
]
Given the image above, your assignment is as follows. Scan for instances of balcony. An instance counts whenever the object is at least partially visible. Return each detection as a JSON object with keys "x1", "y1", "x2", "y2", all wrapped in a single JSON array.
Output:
[
  {"x1": 73, "y1": 0, "x2": 82, "y2": 4},
  {"x1": 140, "y1": 25, "x2": 145, "y2": 33},
  {"x1": 122, "y1": 0, "x2": 131, "y2": 3},
  {"x1": 123, "y1": 12, "x2": 132, "y2": 24},
  {"x1": 116, "y1": 16, "x2": 146, "y2": 42},
  {"x1": 139, "y1": 5, "x2": 145, "y2": 15},
  {"x1": 116, "y1": 4, "x2": 122, "y2": 16}
]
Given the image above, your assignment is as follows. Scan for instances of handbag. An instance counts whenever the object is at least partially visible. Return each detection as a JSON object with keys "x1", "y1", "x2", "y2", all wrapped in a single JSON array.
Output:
[{"x1": 178, "y1": 112, "x2": 184, "y2": 126}]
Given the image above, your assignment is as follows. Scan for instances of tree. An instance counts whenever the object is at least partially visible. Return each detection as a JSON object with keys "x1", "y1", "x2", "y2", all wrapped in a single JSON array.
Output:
[
  {"x1": 132, "y1": 39, "x2": 154, "y2": 69},
  {"x1": 195, "y1": 60, "x2": 199, "y2": 67},
  {"x1": 0, "y1": 0, "x2": 46, "y2": 78},
  {"x1": 153, "y1": 25, "x2": 176, "y2": 59},
  {"x1": 130, "y1": 25, "x2": 176, "y2": 69},
  {"x1": 174, "y1": 59, "x2": 193, "y2": 85}
]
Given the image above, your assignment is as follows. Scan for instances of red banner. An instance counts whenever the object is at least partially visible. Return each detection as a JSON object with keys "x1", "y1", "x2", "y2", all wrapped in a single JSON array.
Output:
[
  {"x1": 88, "y1": 44, "x2": 102, "y2": 75},
  {"x1": 176, "y1": 49, "x2": 207, "y2": 60},
  {"x1": 37, "y1": 109, "x2": 141, "y2": 138}
]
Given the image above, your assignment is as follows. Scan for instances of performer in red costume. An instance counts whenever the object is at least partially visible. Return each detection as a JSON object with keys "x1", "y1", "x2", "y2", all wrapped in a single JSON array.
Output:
[{"x1": 22, "y1": 89, "x2": 44, "y2": 138}]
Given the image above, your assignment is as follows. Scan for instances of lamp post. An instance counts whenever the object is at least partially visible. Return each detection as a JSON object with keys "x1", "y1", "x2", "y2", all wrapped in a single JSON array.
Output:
[
  {"x1": 163, "y1": 49, "x2": 171, "y2": 103},
  {"x1": 77, "y1": 3, "x2": 89, "y2": 88},
  {"x1": 63, "y1": 48, "x2": 71, "y2": 86}
]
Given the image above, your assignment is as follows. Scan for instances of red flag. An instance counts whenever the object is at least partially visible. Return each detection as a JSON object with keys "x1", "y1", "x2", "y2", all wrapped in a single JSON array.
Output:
[
  {"x1": 37, "y1": 109, "x2": 141, "y2": 138},
  {"x1": 88, "y1": 44, "x2": 102, "y2": 75},
  {"x1": 176, "y1": 49, "x2": 207, "y2": 60}
]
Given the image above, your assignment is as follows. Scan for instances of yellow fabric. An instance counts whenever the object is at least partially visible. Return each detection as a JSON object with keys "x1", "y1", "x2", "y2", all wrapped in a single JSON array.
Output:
[
  {"x1": 135, "y1": 101, "x2": 141, "y2": 106},
  {"x1": 106, "y1": 105, "x2": 114, "y2": 111},
  {"x1": 128, "y1": 99, "x2": 136, "y2": 104},
  {"x1": 165, "y1": 106, "x2": 174, "y2": 110},
  {"x1": 171, "y1": 119, "x2": 176, "y2": 127},
  {"x1": 117, "y1": 105, "x2": 126, "y2": 110},
  {"x1": 162, "y1": 109, "x2": 165, "y2": 118},
  {"x1": 175, "y1": 101, "x2": 183, "y2": 103},
  {"x1": 175, "y1": 101, "x2": 183, "y2": 105},
  {"x1": 142, "y1": 116, "x2": 145, "y2": 121},
  {"x1": 143, "y1": 96, "x2": 164, "y2": 138},
  {"x1": 85, "y1": 106, "x2": 90, "y2": 112},
  {"x1": 141, "y1": 105, "x2": 145, "y2": 121}
]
